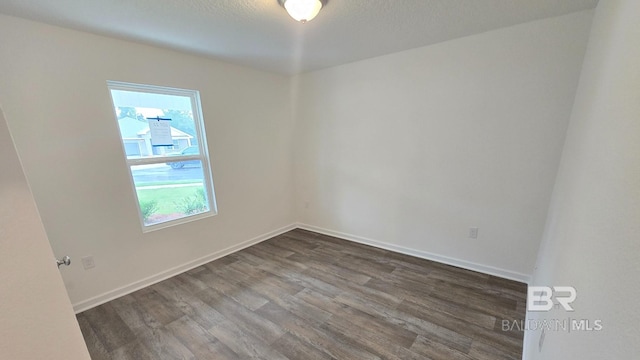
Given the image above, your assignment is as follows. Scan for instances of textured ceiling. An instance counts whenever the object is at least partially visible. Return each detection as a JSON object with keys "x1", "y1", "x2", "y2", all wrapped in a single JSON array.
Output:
[{"x1": 0, "y1": 0, "x2": 598, "y2": 74}]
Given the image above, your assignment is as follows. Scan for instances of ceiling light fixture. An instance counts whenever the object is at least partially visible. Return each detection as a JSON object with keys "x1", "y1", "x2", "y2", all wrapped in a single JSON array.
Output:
[{"x1": 278, "y1": 0, "x2": 324, "y2": 23}]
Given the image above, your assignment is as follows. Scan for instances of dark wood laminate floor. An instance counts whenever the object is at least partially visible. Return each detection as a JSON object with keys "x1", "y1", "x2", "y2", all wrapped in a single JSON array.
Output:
[{"x1": 77, "y1": 229, "x2": 527, "y2": 360}]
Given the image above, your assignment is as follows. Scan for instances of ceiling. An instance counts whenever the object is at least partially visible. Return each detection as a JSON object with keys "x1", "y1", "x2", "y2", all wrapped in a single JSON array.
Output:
[{"x1": 0, "y1": 0, "x2": 598, "y2": 74}]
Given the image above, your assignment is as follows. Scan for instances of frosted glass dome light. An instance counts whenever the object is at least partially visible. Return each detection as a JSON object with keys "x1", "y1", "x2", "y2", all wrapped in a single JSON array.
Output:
[{"x1": 281, "y1": 0, "x2": 323, "y2": 23}]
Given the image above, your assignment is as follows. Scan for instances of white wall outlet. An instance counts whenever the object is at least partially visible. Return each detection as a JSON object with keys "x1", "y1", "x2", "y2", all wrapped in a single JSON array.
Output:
[
  {"x1": 81, "y1": 256, "x2": 95, "y2": 270},
  {"x1": 304, "y1": 201, "x2": 310, "y2": 209},
  {"x1": 469, "y1": 227, "x2": 479, "y2": 239}
]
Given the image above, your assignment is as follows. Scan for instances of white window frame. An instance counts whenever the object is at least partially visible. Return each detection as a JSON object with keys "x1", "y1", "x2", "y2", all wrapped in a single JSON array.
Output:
[{"x1": 107, "y1": 81, "x2": 217, "y2": 232}]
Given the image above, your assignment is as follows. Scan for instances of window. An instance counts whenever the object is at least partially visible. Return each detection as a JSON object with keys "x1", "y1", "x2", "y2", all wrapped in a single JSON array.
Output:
[{"x1": 108, "y1": 81, "x2": 217, "y2": 231}]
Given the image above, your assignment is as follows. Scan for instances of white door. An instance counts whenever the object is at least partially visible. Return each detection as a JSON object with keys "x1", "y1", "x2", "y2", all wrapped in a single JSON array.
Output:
[{"x1": 0, "y1": 108, "x2": 91, "y2": 359}]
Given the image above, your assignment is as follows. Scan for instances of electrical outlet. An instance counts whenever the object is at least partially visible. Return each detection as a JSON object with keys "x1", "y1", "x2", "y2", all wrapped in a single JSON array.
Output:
[
  {"x1": 304, "y1": 201, "x2": 310, "y2": 209},
  {"x1": 538, "y1": 328, "x2": 546, "y2": 352},
  {"x1": 469, "y1": 227, "x2": 479, "y2": 239},
  {"x1": 81, "y1": 256, "x2": 96, "y2": 270}
]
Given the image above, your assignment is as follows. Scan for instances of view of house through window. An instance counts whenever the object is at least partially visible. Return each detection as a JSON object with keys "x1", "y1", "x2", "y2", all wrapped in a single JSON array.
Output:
[{"x1": 108, "y1": 81, "x2": 217, "y2": 230}]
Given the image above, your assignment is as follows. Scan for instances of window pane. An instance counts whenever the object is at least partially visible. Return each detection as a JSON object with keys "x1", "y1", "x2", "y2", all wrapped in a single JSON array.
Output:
[
  {"x1": 111, "y1": 91, "x2": 199, "y2": 160},
  {"x1": 108, "y1": 81, "x2": 216, "y2": 231},
  {"x1": 132, "y1": 162, "x2": 210, "y2": 226}
]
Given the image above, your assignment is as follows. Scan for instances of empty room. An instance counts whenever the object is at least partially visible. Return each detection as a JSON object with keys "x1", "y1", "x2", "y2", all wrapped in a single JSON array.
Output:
[{"x1": 0, "y1": 0, "x2": 638, "y2": 359}]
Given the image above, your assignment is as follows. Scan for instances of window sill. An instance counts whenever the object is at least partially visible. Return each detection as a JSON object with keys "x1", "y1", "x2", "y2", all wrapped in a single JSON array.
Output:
[{"x1": 141, "y1": 209, "x2": 217, "y2": 233}]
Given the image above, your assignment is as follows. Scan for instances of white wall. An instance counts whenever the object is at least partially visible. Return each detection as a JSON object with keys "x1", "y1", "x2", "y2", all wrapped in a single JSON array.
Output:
[
  {"x1": 0, "y1": 109, "x2": 90, "y2": 359},
  {"x1": 293, "y1": 11, "x2": 594, "y2": 281},
  {"x1": 0, "y1": 15, "x2": 296, "y2": 310},
  {"x1": 0, "y1": 7, "x2": 605, "y2": 317},
  {"x1": 524, "y1": 0, "x2": 640, "y2": 358}
]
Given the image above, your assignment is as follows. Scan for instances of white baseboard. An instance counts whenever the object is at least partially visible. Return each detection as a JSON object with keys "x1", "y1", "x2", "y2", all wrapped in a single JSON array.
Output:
[
  {"x1": 72, "y1": 223, "x2": 297, "y2": 313},
  {"x1": 296, "y1": 223, "x2": 531, "y2": 284}
]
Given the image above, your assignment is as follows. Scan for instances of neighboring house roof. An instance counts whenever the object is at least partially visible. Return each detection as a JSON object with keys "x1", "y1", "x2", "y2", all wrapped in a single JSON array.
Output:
[{"x1": 117, "y1": 117, "x2": 193, "y2": 139}]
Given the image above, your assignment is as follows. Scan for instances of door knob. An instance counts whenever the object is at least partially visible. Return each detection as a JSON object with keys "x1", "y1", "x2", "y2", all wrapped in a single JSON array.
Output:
[{"x1": 56, "y1": 256, "x2": 71, "y2": 268}]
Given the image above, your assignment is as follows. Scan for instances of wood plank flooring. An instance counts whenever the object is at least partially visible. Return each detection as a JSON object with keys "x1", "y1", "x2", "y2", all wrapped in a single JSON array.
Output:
[{"x1": 77, "y1": 229, "x2": 527, "y2": 359}]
